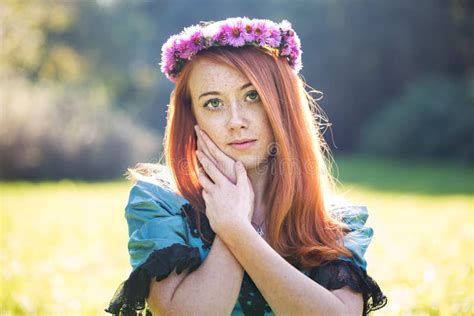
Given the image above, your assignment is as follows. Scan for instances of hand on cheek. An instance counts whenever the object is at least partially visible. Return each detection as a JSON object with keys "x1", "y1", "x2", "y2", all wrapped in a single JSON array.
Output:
[
  {"x1": 195, "y1": 150, "x2": 255, "y2": 236},
  {"x1": 195, "y1": 125, "x2": 238, "y2": 184}
]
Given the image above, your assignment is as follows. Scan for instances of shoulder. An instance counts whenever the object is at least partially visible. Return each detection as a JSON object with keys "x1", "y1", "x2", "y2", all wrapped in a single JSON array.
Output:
[
  {"x1": 124, "y1": 176, "x2": 192, "y2": 237},
  {"x1": 330, "y1": 204, "x2": 369, "y2": 229},
  {"x1": 126, "y1": 176, "x2": 189, "y2": 218},
  {"x1": 327, "y1": 195, "x2": 370, "y2": 229},
  {"x1": 326, "y1": 197, "x2": 374, "y2": 271},
  {"x1": 124, "y1": 177, "x2": 199, "y2": 269}
]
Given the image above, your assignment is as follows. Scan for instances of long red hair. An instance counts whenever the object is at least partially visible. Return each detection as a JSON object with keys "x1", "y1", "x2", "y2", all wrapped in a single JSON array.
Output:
[{"x1": 129, "y1": 46, "x2": 353, "y2": 268}]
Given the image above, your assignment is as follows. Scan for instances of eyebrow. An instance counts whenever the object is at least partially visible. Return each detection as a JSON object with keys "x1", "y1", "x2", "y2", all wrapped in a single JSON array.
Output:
[{"x1": 198, "y1": 82, "x2": 253, "y2": 100}]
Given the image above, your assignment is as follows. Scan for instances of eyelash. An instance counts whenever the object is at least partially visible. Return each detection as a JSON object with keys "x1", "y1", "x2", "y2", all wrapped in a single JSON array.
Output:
[{"x1": 203, "y1": 90, "x2": 260, "y2": 111}]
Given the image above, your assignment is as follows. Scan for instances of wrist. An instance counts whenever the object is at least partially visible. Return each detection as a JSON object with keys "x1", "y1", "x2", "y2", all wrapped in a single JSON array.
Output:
[{"x1": 217, "y1": 219, "x2": 254, "y2": 248}]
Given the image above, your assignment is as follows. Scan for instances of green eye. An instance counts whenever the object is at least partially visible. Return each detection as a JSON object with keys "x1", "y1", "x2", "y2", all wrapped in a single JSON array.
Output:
[
  {"x1": 203, "y1": 98, "x2": 222, "y2": 110},
  {"x1": 246, "y1": 90, "x2": 260, "y2": 101}
]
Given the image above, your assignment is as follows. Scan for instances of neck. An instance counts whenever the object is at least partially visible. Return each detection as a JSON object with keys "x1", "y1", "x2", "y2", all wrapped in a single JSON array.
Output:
[{"x1": 246, "y1": 163, "x2": 271, "y2": 223}]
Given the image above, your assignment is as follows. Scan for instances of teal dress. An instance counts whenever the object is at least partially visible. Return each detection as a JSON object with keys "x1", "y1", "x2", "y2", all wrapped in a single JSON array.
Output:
[{"x1": 105, "y1": 179, "x2": 387, "y2": 315}]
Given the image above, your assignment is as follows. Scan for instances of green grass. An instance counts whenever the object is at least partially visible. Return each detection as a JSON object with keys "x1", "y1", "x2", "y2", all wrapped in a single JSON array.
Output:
[
  {"x1": 333, "y1": 154, "x2": 474, "y2": 195},
  {"x1": 1, "y1": 156, "x2": 473, "y2": 315},
  {"x1": 0, "y1": 180, "x2": 131, "y2": 315}
]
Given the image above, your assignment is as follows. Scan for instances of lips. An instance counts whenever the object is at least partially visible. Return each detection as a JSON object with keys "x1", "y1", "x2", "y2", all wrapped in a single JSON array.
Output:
[
  {"x1": 228, "y1": 139, "x2": 257, "y2": 145},
  {"x1": 229, "y1": 139, "x2": 257, "y2": 150}
]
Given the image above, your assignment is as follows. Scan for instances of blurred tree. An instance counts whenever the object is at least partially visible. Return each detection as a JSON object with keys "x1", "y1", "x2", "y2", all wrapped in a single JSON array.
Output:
[
  {"x1": 0, "y1": 76, "x2": 161, "y2": 180},
  {"x1": 294, "y1": 0, "x2": 471, "y2": 152},
  {"x1": 0, "y1": 0, "x2": 76, "y2": 80},
  {"x1": 1, "y1": 0, "x2": 471, "y2": 179},
  {"x1": 0, "y1": 0, "x2": 161, "y2": 180},
  {"x1": 357, "y1": 72, "x2": 474, "y2": 164}
]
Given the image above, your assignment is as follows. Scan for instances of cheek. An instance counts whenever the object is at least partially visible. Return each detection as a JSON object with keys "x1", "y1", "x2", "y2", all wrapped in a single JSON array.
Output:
[
  {"x1": 257, "y1": 112, "x2": 274, "y2": 141},
  {"x1": 197, "y1": 120, "x2": 227, "y2": 148},
  {"x1": 259, "y1": 118, "x2": 275, "y2": 154}
]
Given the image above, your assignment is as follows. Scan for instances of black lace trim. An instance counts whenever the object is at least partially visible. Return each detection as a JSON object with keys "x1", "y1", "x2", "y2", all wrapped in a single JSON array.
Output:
[
  {"x1": 309, "y1": 260, "x2": 388, "y2": 315},
  {"x1": 180, "y1": 202, "x2": 216, "y2": 250},
  {"x1": 105, "y1": 243, "x2": 201, "y2": 315}
]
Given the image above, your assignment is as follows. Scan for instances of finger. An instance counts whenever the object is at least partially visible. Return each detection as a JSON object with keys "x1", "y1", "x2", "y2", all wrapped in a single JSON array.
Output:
[
  {"x1": 200, "y1": 129, "x2": 234, "y2": 165},
  {"x1": 195, "y1": 126, "x2": 219, "y2": 166},
  {"x1": 200, "y1": 129, "x2": 238, "y2": 181},
  {"x1": 197, "y1": 134, "x2": 218, "y2": 166},
  {"x1": 197, "y1": 128, "x2": 218, "y2": 166},
  {"x1": 197, "y1": 166, "x2": 215, "y2": 191},
  {"x1": 196, "y1": 150, "x2": 225, "y2": 186}
]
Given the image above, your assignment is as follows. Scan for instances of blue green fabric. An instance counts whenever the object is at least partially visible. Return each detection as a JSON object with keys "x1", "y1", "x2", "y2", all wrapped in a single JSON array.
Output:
[
  {"x1": 125, "y1": 179, "x2": 375, "y2": 314},
  {"x1": 126, "y1": 180, "x2": 190, "y2": 270}
]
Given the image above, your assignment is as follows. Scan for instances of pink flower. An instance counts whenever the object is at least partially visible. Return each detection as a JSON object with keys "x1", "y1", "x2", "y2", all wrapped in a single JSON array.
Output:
[
  {"x1": 223, "y1": 18, "x2": 246, "y2": 47},
  {"x1": 159, "y1": 17, "x2": 303, "y2": 82},
  {"x1": 241, "y1": 17, "x2": 254, "y2": 41},
  {"x1": 173, "y1": 38, "x2": 191, "y2": 59},
  {"x1": 281, "y1": 43, "x2": 292, "y2": 56},
  {"x1": 177, "y1": 26, "x2": 203, "y2": 59},
  {"x1": 185, "y1": 26, "x2": 204, "y2": 49},
  {"x1": 265, "y1": 25, "x2": 282, "y2": 48},
  {"x1": 252, "y1": 20, "x2": 268, "y2": 45},
  {"x1": 160, "y1": 35, "x2": 180, "y2": 73},
  {"x1": 210, "y1": 26, "x2": 228, "y2": 45}
]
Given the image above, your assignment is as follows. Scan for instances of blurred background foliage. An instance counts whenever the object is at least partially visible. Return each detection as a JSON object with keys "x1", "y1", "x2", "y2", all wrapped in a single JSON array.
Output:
[{"x1": 1, "y1": 0, "x2": 472, "y2": 180}]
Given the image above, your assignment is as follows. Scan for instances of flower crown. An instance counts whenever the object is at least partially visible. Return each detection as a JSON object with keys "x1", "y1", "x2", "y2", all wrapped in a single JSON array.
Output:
[{"x1": 160, "y1": 17, "x2": 303, "y2": 83}]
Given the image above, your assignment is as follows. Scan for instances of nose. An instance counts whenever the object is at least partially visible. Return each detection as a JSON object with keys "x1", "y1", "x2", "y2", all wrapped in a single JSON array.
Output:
[{"x1": 227, "y1": 102, "x2": 248, "y2": 131}]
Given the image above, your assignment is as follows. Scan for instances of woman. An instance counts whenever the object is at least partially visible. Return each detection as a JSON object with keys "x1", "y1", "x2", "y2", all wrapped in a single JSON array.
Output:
[{"x1": 106, "y1": 17, "x2": 387, "y2": 315}]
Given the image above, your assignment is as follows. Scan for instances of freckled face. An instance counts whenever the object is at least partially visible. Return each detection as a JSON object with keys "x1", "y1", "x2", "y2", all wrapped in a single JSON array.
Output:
[{"x1": 188, "y1": 59, "x2": 275, "y2": 169}]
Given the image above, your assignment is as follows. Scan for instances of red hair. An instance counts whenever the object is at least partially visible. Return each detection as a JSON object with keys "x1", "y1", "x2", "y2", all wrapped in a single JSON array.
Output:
[{"x1": 131, "y1": 46, "x2": 353, "y2": 268}]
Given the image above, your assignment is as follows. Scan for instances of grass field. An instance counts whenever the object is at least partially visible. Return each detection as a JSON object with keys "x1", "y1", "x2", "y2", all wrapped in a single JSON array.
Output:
[{"x1": 1, "y1": 155, "x2": 473, "y2": 315}]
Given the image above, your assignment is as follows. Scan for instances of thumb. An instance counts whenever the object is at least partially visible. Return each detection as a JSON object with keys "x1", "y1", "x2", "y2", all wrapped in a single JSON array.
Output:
[{"x1": 235, "y1": 161, "x2": 247, "y2": 187}]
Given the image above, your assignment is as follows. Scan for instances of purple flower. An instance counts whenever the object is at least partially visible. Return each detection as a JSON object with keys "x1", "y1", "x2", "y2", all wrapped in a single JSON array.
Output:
[
  {"x1": 223, "y1": 18, "x2": 246, "y2": 47},
  {"x1": 210, "y1": 26, "x2": 228, "y2": 45},
  {"x1": 252, "y1": 20, "x2": 268, "y2": 45},
  {"x1": 265, "y1": 25, "x2": 282, "y2": 48},
  {"x1": 177, "y1": 26, "x2": 203, "y2": 59},
  {"x1": 173, "y1": 38, "x2": 191, "y2": 59},
  {"x1": 291, "y1": 34, "x2": 302, "y2": 55},
  {"x1": 241, "y1": 17, "x2": 254, "y2": 41},
  {"x1": 159, "y1": 17, "x2": 304, "y2": 82},
  {"x1": 160, "y1": 35, "x2": 180, "y2": 73},
  {"x1": 281, "y1": 43, "x2": 292, "y2": 56},
  {"x1": 186, "y1": 26, "x2": 204, "y2": 50},
  {"x1": 281, "y1": 35, "x2": 293, "y2": 55}
]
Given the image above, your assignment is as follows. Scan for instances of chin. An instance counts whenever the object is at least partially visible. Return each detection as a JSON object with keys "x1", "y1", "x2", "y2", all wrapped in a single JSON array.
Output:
[{"x1": 239, "y1": 155, "x2": 269, "y2": 169}]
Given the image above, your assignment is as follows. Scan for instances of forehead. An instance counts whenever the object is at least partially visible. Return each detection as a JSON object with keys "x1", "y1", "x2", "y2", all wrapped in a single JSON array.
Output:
[{"x1": 188, "y1": 59, "x2": 249, "y2": 96}]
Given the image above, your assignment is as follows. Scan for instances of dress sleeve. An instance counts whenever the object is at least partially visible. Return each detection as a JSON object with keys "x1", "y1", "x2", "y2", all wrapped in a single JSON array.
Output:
[
  {"x1": 330, "y1": 204, "x2": 373, "y2": 270},
  {"x1": 309, "y1": 205, "x2": 387, "y2": 315},
  {"x1": 309, "y1": 260, "x2": 387, "y2": 315},
  {"x1": 105, "y1": 179, "x2": 202, "y2": 315}
]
